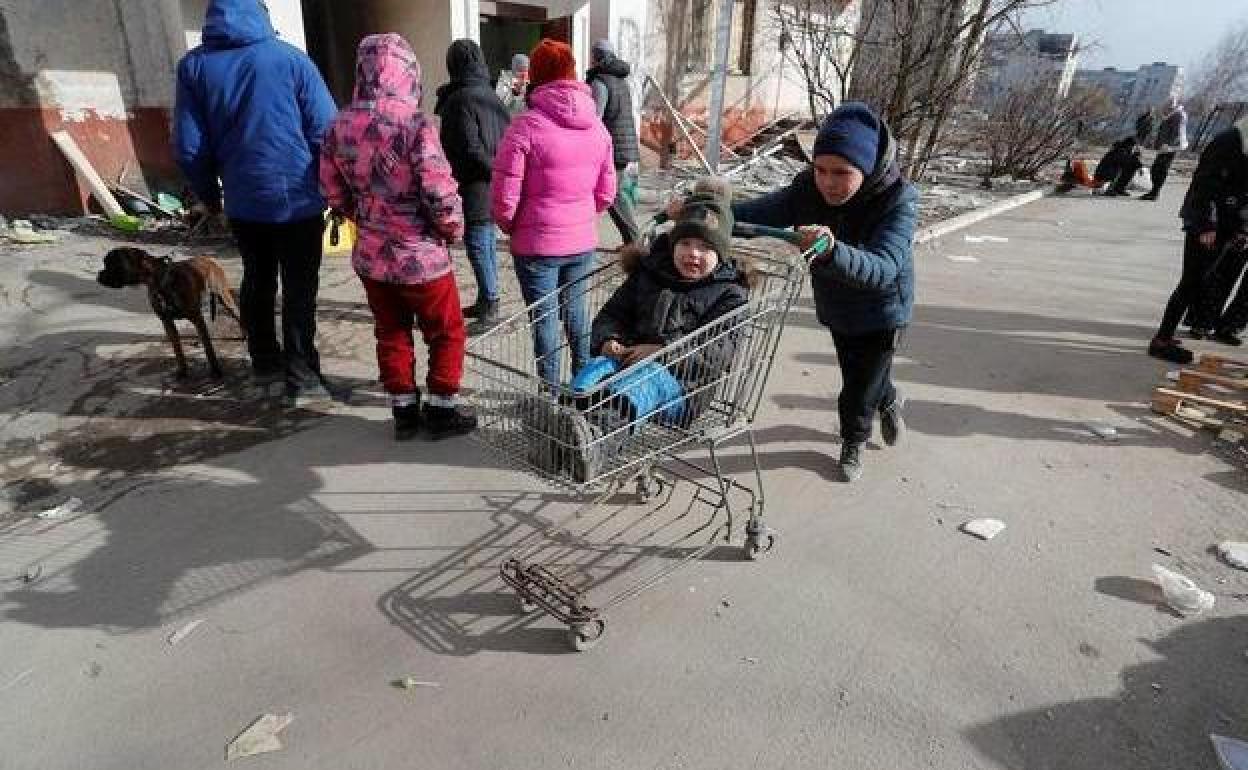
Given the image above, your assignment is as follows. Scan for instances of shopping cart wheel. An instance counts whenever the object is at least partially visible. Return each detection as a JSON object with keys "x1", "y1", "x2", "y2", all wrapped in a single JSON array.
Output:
[
  {"x1": 569, "y1": 618, "x2": 607, "y2": 652},
  {"x1": 743, "y1": 531, "x2": 777, "y2": 561}
]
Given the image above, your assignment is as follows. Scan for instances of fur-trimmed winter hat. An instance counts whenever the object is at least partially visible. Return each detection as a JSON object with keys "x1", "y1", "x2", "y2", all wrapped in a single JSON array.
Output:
[
  {"x1": 670, "y1": 176, "x2": 734, "y2": 261},
  {"x1": 530, "y1": 38, "x2": 577, "y2": 87}
]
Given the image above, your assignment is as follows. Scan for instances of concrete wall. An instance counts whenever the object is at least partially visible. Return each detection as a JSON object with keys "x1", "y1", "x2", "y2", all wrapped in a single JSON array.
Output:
[{"x1": 0, "y1": 0, "x2": 188, "y2": 214}]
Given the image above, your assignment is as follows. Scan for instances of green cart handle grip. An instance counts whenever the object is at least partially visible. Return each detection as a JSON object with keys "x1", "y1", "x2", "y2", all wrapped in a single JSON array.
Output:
[{"x1": 732, "y1": 223, "x2": 832, "y2": 256}]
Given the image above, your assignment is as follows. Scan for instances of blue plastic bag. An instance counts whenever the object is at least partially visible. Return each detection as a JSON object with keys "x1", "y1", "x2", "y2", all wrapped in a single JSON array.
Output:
[{"x1": 571, "y1": 356, "x2": 687, "y2": 425}]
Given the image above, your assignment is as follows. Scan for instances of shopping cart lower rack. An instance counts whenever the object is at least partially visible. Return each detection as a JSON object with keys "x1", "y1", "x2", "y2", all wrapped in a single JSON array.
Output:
[{"x1": 465, "y1": 226, "x2": 821, "y2": 651}]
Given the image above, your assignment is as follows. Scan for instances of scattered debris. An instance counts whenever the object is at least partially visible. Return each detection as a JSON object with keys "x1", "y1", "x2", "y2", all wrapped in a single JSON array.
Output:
[
  {"x1": 393, "y1": 677, "x2": 441, "y2": 690},
  {"x1": 19, "y1": 564, "x2": 43, "y2": 584},
  {"x1": 6, "y1": 220, "x2": 60, "y2": 244},
  {"x1": 720, "y1": 597, "x2": 732, "y2": 608},
  {"x1": 741, "y1": 657, "x2": 760, "y2": 665},
  {"x1": 1150, "y1": 682, "x2": 1162, "y2": 693},
  {"x1": 1212, "y1": 734, "x2": 1248, "y2": 770},
  {"x1": 1086, "y1": 423, "x2": 1119, "y2": 441},
  {"x1": 960, "y1": 518, "x2": 1006, "y2": 541},
  {"x1": 946, "y1": 255, "x2": 980, "y2": 263},
  {"x1": 964, "y1": 235, "x2": 1009, "y2": 244},
  {"x1": 1151, "y1": 564, "x2": 1215, "y2": 616},
  {"x1": 226, "y1": 713, "x2": 294, "y2": 761},
  {"x1": 1217, "y1": 542, "x2": 1248, "y2": 571},
  {"x1": 167, "y1": 619, "x2": 205, "y2": 647},
  {"x1": 35, "y1": 496, "x2": 83, "y2": 520},
  {"x1": 1153, "y1": 547, "x2": 1173, "y2": 558}
]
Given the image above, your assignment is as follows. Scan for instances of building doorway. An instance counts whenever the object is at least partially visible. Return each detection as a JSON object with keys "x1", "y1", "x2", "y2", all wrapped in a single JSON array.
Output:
[{"x1": 479, "y1": 2, "x2": 573, "y2": 82}]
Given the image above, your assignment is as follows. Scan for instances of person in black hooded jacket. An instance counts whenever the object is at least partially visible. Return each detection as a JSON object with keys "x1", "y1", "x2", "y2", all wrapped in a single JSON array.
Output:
[
  {"x1": 730, "y1": 102, "x2": 918, "y2": 483},
  {"x1": 587, "y1": 39, "x2": 642, "y2": 246},
  {"x1": 434, "y1": 39, "x2": 511, "y2": 326}
]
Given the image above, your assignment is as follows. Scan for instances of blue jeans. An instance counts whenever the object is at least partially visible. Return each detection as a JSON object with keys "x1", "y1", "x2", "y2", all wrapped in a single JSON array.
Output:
[
  {"x1": 513, "y1": 252, "x2": 594, "y2": 385},
  {"x1": 464, "y1": 223, "x2": 499, "y2": 304}
]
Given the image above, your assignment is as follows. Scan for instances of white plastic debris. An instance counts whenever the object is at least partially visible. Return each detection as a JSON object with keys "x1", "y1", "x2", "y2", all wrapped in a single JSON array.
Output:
[
  {"x1": 960, "y1": 518, "x2": 1006, "y2": 540},
  {"x1": 1086, "y1": 423, "x2": 1119, "y2": 441},
  {"x1": 226, "y1": 713, "x2": 294, "y2": 761},
  {"x1": 1165, "y1": 370, "x2": 1180, "y2": 382},
  {"x1": 395, "y1": 677, "x2": 441, "y2": 690},
  {"x1": 741, "y1": 656, "x2": 760, "y2": 665},
  {"x1": 1151, "y1": 564, "x2": 1215, "y2": 616},
  {"x1": 1212, "y1": 734, "x2": 1248, "y2": 770},
  {"x1": 166, "y1": 619, "x2": 204, "y2": 647},
  {"x1": 1218, "y1": 542, "x2": 1248, "y2": 571},
  {"x1": 7, "y1": 220, "x2": 59, "y2": 244},
  {"x1": 35, "y1": 497, "x2": 83, "y2": 520},
  {"x1": 946, "y1": 255, "x2": 980, "y2": 263}
]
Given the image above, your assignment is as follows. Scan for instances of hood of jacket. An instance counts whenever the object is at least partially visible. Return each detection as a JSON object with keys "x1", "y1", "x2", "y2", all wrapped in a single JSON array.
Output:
[
  {"x1": 850, "y1": 116, "x2": 901, "y2": 203},
  {"x1": 201, "y1": 0, "x2": 275, "y2": 49},
  {"x1": 527, "y1": 80, "x2": 599, "y2": 130},
  {"x1": 434, "y1": 39, "x2": 490, "y2": 114},
  {"x1": 353, "y1": 34, "x2": 423, "y2": 104},
  {"x1": 588, "y1": 53, "x2": 631, "y2": 79}
]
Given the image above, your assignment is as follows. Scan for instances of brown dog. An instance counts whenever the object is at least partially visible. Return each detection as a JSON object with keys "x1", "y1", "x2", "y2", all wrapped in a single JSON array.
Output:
[{"x1": 97, "y1": 247, "x2": 243, "y2": 379}]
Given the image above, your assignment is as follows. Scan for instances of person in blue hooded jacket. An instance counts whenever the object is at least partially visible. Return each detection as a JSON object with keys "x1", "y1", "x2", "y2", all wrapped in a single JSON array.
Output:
[
  {"x1": 731, "y1": 102, "x2": 918, "y2": 483},
  {"x1": 174, "y1": 0, "x2": 337, "y2": 406}
]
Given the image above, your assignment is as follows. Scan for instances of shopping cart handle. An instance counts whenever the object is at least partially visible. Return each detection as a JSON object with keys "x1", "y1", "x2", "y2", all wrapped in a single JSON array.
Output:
[{"x1": 732, "y1": 223, "x2": 832, "y2": 256}]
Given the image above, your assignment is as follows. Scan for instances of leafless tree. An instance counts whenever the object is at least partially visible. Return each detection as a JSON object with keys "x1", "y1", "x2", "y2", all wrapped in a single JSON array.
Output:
[
  {"x1": 1187, "y1": 19, "x2": 1248, "y2": 117},
  {"x1": 771, "y1": 0, "x2": 1057, "y2": 181},
  {"x1": 979, "y1": 81, "x2": 1116, "y2": 180}
]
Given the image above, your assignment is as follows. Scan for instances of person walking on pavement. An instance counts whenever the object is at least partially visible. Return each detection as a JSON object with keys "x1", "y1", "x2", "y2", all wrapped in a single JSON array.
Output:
[
  {"x1": 492, "y1": 39, "x2": 616, "y2": 386},
  {"x1": 496, "y1": 53, "x2": 530, "y2": 115},
  {"x1": 1148, "y1": 117, "x2": 1248, "y2": 362},
  {"x1": 1141, "y1": 98, "x2": 1188, "y2": 201},
  {"x1": 174, "y1": 0, "x2": 336, "y2": 407},
  {"x1": 321, "y1": 34, "x2": 476, "y2": 440},
  {"x1": 1135, "y1": 108, "x2": 1155, "y2": 144},
  {"x1": 435, "y1": 39, "x2": 511, "y2": 330},
  {"x1": 587, "y1": 39, "x2": 642, "y2": 247},
  {"x1": 730, "y1": 102, "x2": 918, "y2": 482}
]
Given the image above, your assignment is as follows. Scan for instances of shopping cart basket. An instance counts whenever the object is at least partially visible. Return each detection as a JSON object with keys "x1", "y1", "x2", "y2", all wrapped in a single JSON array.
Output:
[{"x1": 465, "y1": 223, "x2": 827, "y2": 650}]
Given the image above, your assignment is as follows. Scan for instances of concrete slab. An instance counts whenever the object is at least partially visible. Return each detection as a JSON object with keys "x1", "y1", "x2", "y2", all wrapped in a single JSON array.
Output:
[{"x1": 1, "y1": 181, "x2": 1246, "y2": 769}]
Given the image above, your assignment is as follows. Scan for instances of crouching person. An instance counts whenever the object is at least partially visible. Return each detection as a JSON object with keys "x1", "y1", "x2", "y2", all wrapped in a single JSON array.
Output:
[
  {"x1": 575, "y1": 181, "x2": 754, "y2": 424},
  {"x1": 320, "y1": 34, "x2": 476, "y2": 440},
  {"x1": 733, "y1": 102, "x2": 918, "y2": 482}
]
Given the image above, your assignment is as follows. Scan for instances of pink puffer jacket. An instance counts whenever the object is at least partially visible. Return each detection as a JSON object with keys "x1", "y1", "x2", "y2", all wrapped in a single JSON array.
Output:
[
  {"x1": 491, "y1": 79, "x2": 616, "y2": 258},
  {"x1": 320, "y1": 34, "x2": 464, "y2": 285}
]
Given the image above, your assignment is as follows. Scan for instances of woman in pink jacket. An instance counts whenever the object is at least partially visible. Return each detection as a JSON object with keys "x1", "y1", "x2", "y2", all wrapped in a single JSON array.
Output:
[
  {"x1": 321, "y1": 34, "x2": 476, "y2": 441},
  {"x1": 491, "y1": 39, "x2": 616, "y2": 386}
]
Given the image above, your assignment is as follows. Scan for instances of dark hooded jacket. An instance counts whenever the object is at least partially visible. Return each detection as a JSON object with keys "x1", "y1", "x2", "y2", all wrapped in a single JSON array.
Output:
[
  {"x1": 586, "y1": 53, "x2": 640, "y2": 168},
  {"x1": 1180, "y1": 119, "x2": 1248, "y2": 239},
  {"x1": 591, "y1": 233, "x2": 754, "y2": 379},
  {"x1": 732, "y1": 118, "x2": 918, "y2": 335},
  {"x1": 434, "y1": 40, "x2": 511, "y2": 224},
  {"x1": 174, "y1": 0, "x2": 336, "y2": 223}
]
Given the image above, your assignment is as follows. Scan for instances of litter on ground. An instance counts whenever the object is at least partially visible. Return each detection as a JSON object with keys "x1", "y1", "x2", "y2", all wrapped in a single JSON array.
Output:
[
  {"x1": 394, "y1": 677, "x2": 442, "y2": 690},
  {"x1": 166, "y1": 619, "x2": 205, "y2": 647},
  {"x1": 226, "y1": 713, "x2": 294, "y2": 761},
  {"x1": 946, "y1": 255, "x2": 980, "y2": 263},
  {"x1": 1217, "y1": 542, "x2": 1248, "y2": 571},
  {"x1": 1151, "y1": 564, "x2": 1216, "y2": 616},
  {"x1": 1086, "y1": 423, "x2": 1119, "y2": 441},
  {"x1": 960, "y1": 518, "x2": 1006, "y2": 540},
  {"x1": 35, "y1": 497, "x2": 83, "y2": 520}
]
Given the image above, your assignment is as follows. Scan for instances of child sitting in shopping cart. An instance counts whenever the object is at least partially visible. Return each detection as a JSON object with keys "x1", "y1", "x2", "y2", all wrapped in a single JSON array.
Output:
[{"x1": 569, "y1": 178, "x2": 757, "y2": 426}]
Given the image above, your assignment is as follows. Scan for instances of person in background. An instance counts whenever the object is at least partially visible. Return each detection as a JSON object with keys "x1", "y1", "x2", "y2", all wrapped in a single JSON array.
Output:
[
  {"x1": 491, "y1": 39, "x2": 616, "y2": 386},
  {"x1": 1135, "y1": 108, "x2": 1155, "y2": 145},
  {"x1": 1099, "y1": 136, "x2": 1144, "y2": 197},
  {"x1": 1141, "y1": 98, "x2": 1188, "y2": 201},
  {"x1": 1148, "y1": 117, "x2": 1248, "y2": 362},
  {"x1": 320, "y1": 34, "x2": 476, "y2": 440},
  {"x1": 496, "y1": 53, "x2": 530, "y2": 115},
  {"x1": 587, "y1": 39, "x2": 642, "y2": 247},
  {"x1": 730, "y1": 102, "x2": 918, "y2": 482},
  {"x1": 174, "y1": 0, "x2": 336, "y2": 407},
  {"x1": 435, "y1": 39, "x2": 511, "y2": 329}
]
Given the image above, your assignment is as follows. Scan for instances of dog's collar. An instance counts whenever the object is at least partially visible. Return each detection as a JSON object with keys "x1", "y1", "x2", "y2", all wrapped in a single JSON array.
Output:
[{"x1": 151, "y1": 257, "x2": 179, "y2": 318}]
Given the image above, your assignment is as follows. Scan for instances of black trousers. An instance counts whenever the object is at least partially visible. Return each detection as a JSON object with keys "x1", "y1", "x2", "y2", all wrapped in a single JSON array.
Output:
[
  {"x1": 230, "y1": 216, "x2": 325, "y2": 390},
  {"x1": 1149, "y1": 152, "x2": 1176, "y2": 195},
  {"x1": 831, "y1": 328, "x2": 900, "y2": 445},
  {"x1": 607, "y1": 165, "x2": 641, "y2": 246},
  {"x1": 1158, "y1": 233, "x2": 1220, "y2": 340},
  {"x1": 1192, "y1": 246, "x2": 1248, "y2": 330}
]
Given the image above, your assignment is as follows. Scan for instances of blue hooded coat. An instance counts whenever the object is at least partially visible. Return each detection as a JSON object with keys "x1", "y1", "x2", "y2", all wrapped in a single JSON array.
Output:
[{"x1": 173, "y1": 0, "x2": 336, "y2": 223}]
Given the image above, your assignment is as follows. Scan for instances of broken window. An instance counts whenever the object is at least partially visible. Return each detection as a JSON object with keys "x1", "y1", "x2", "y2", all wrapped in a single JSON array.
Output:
[{"x1": 686, "y1": 0, "x2": 756, "y2": 75}]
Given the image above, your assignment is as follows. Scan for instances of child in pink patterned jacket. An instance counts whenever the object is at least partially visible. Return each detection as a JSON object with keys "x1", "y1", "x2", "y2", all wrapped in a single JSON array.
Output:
[{"x1": 321, "y1": 33, "x2": 476, "y2": 441}]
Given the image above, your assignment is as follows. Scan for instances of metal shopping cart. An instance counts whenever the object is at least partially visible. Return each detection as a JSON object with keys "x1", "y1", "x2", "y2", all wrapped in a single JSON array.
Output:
[{"x1": 465, "y1": 223, "x2": 826, "y2": 651}]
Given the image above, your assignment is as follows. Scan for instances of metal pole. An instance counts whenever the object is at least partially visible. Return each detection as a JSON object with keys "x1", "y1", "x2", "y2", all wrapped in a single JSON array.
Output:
[{"x1": 705, "y1": 0, "x2": 735, "y2": 172}]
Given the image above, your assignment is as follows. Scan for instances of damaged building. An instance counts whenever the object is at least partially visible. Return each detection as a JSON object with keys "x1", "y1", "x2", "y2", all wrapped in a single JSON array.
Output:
[{"x1": 0, "y1": 0, "x2": 851, "y2": 216}]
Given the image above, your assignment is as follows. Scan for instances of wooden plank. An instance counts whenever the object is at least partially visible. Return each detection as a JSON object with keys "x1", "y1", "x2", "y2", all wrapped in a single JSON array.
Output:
[
  {"x1": 1176, "y1": 368, "x2": 1248, "y2": 394},
  {"x1": 1198, "y1": 353, "x2": 1248, "y2": 377},
  {"x1": 1153, "y1": 387, "x2": 1248, "y2": 414},
  {"x1": 49, "y1": 130, "x2": 126, "y2": 219}
]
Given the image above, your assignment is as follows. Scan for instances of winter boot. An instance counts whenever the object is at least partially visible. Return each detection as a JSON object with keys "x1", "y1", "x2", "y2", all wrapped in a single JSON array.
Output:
[
  {"x1": 392, "y1": 392, "x2": 422, "y2": 441},
  {"x1": 424, "y1": 401, "x2": 478, "y2": 440},
  {"x1": 839, "y1": 441, "x2": 865, "y2": 483},
  {"x1": 880, "y1": 396, "x2": 906, "y2": 447}
]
